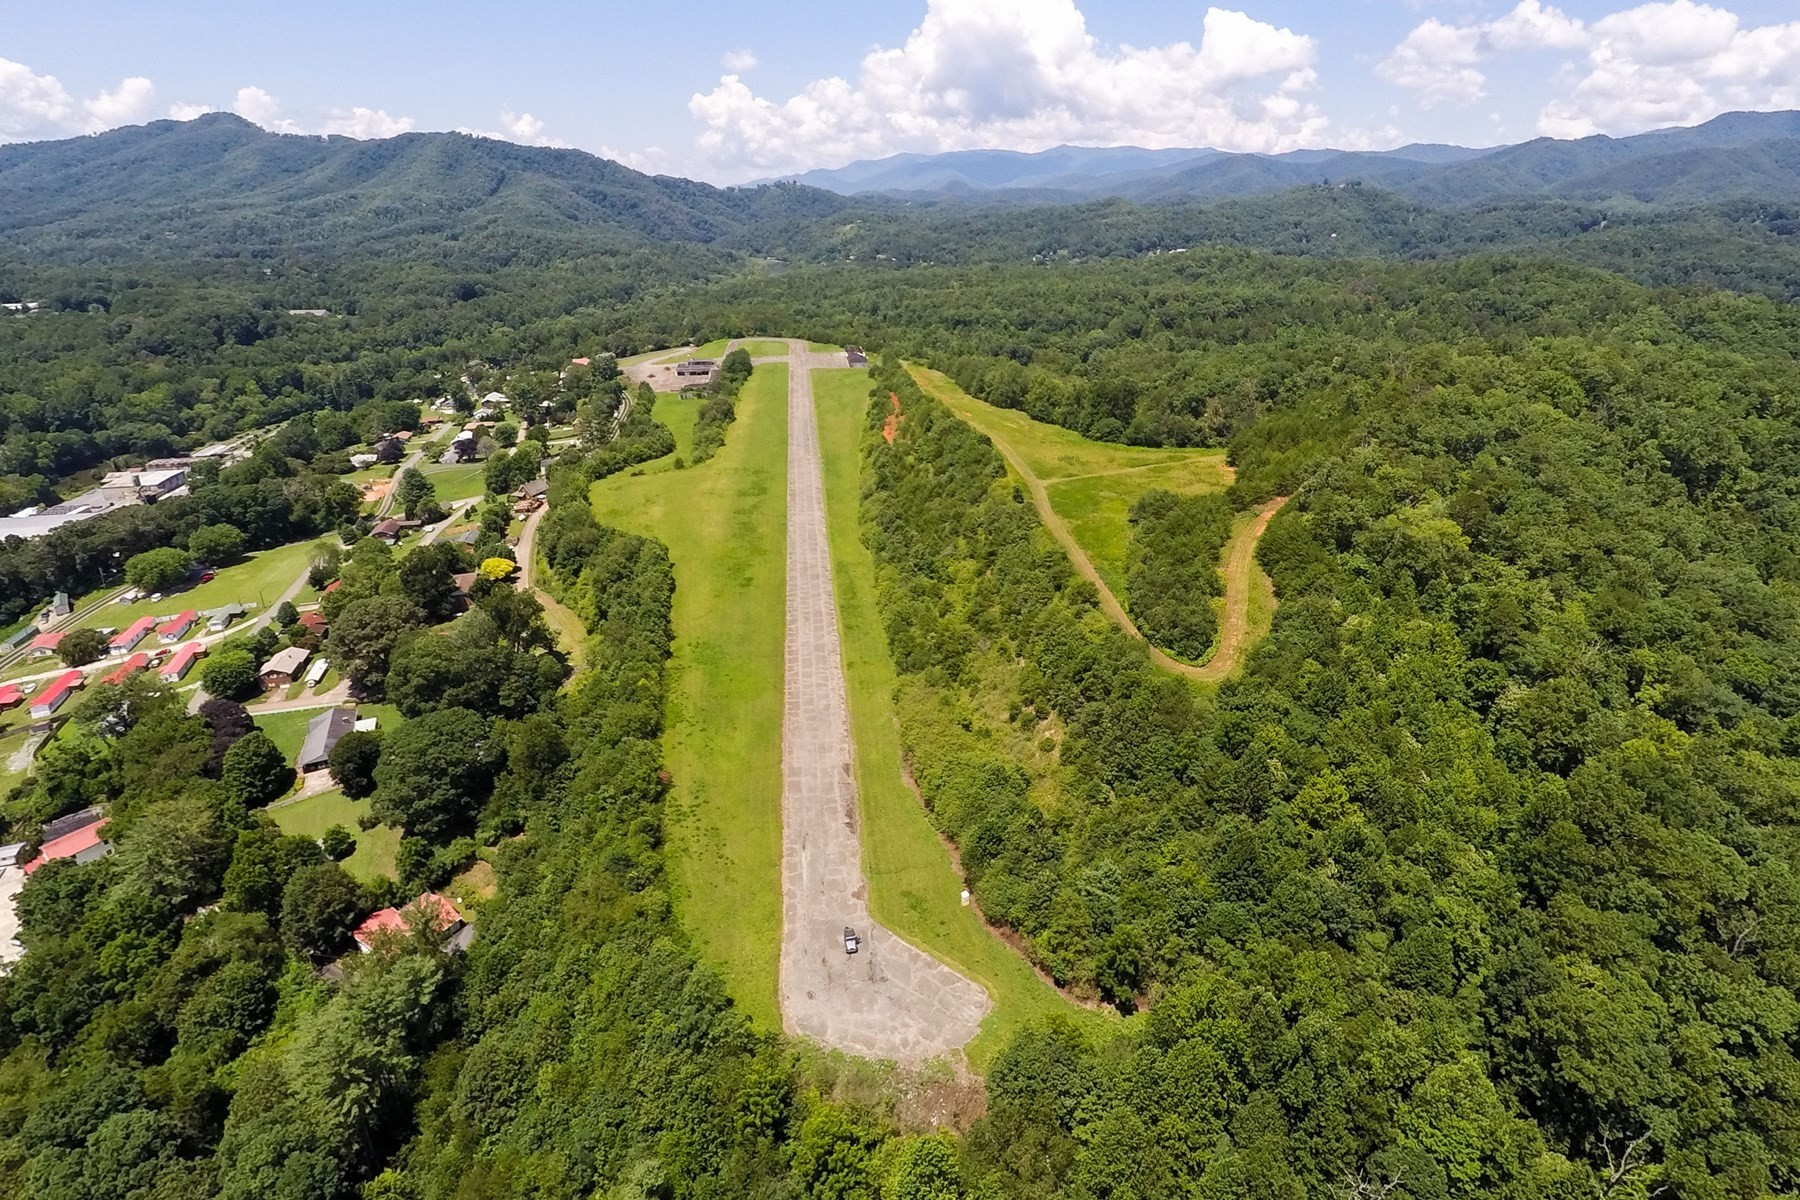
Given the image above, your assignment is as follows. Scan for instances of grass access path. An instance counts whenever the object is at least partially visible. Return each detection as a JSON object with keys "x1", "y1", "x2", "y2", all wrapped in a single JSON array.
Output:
[
  {"x1": 813, "y1": 368, "x2": 1109, "y2": 1067},
  {"x1": 908, "y1": 365, "x2": 1283, "y2": 685},
  {"x1": 589, "y1": 365, "x2": 789, "y2": 1030}
]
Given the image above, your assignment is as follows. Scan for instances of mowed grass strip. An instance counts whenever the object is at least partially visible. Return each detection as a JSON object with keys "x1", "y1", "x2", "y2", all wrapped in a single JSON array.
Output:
[
  {"x1": 733, "y1": 339, "x2": 790, "y2": 357},
  {"x1": 71, "y1": 537, "x2": 335, "y2": 633},
  {"x1": 419, "y1": 461, "x2": 487, "y2": 503},
  {"x1": 268, "y1": 789, "x2": 401, "y2": 885},
  {"x1": 812, "y1": 367, "x2": 1111, "y2": 1068},
  {"x1": 590, "y1": 365, "x2": 788, "y2": 1030},
  {"x1": 909, "y1": 365, "x2": 1233, "y2": 601}
]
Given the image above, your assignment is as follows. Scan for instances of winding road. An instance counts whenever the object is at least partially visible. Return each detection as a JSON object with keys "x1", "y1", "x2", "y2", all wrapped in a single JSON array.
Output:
[{"x1": 907, "y1": 364, "x2": 1287, "y2": 685}]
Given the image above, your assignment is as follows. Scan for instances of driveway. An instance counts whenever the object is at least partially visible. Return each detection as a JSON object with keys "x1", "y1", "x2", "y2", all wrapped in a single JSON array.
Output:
[{"x1": 777, "y1": 339, "x2": 991, "y2": 1062}]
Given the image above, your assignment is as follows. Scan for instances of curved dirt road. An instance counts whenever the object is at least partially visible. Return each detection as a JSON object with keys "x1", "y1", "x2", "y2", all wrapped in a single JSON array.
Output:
[
  {"x1": 779, "y1": 340, "x2": 991, "y2": 1061},
  {"x1": 907, "y1": 365, "x2": 1287, "y2": 684}
]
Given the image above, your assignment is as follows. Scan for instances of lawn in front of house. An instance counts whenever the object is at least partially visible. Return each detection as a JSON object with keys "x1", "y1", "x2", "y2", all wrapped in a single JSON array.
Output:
[
  {"x1": 587, "y1": 364, "x2": 788, "y2": 1030},
  {"x1": 419, "y1": 461, "x2": 487, "y2": 503},
  {"x1": 267, "y1": 788, "x2": 401, "y2": 884}
]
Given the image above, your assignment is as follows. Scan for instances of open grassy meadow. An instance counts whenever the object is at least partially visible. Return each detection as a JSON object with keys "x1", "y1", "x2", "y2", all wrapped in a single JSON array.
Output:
[
  {"x1": 419, "y1": 461, "x2": 487, "y2": 503},
  {"x1": 908, "y1": 365, "x2": 1232, "y2": 598},
  {"x1": 733, "y1": 339, "x2": 790, "y2": 357},
  {"x1": 812, "y1": 367, "x2": 1112, "y2": 1066},
  {"x1": 71, "y1": 537, "x2": 335, "y2": 634},
  {"x1": 589, "y1": 364, "x2": 788, "y2": 1029},
  {"x1": 268, "y1": 789, "x2": 402, "y2": 884}
]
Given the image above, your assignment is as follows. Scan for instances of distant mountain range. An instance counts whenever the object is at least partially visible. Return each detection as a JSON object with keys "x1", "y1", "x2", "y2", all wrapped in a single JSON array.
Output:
[{"x1": 769, "y1": 111, "x2": 1800, "y2": 208}]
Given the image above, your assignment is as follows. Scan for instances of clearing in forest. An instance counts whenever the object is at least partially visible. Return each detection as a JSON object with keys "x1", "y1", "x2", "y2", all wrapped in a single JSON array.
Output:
[
  {"x1": 589, "y1": 365, "x2": 790, "y2": 1030},
  {"x1": 731, "y1": 338, "x2": 791, "y2": 358},
  {"x1": 907, "y1": 365, "x2": 1283, "y2": 684},
  {"x1": 814, "y1": 367, "x2": 1112, "y2": 1067}
]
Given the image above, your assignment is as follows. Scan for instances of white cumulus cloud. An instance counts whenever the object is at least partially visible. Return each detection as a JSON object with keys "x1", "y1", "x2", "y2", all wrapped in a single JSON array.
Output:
[
  {"x1": 0, "y1": 57, "x2": 162, "y2": 142},
  {"x1": 232, "y1": 85, "x2": 303, "y2": 134},
  {"x1": 168, "y1": 101, "x2": 213, "y2": 121},
  {"x1": 722, "y1": 49, "x2": 759, "y2": 72},
  {"x1": 456, "y1": 109, "x2": 568, "y2": 148},
  {"x1": 688, "y1": 0, "x2": 1327, "y2": 178},
  {"x1": 322, "y1": 106, "x2": 416, "y2": 139},
  {"x1": 1378, "y1": 0, "x2": 1583, "y2": 104},
  {"x1": 1381, "y1": 0, "x2": 1800, "y2": 137}
]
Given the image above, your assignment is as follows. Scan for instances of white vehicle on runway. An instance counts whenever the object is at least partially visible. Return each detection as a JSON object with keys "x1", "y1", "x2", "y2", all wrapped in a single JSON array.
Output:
[{"x1": 843, "y1": 927, "x2": 860, "y2": 955}]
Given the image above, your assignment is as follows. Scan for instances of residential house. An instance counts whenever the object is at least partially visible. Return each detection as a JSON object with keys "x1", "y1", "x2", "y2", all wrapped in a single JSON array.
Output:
[
  {"x1": 297, "y1": 611, "x2": 329, "y2": 639},
  {"x1": 349, "y1": 452, "x2": 379, "y2": 469},
  {"x1": 370, "y1": 518, "x2": 420, "y2": 544},
  {"x1": 23, "y1": 807, "x2": 111, "y2": 875},
  {"x1": 157, "y1": 610, "x2": 198, "y2": 642},
  {"x1": 101, "y1": 653, "x2": 150, "y2": 686},
  {"x1": 26, "y1": 630, "x2": 65, "y2": 660},
  {"x1": 514, "y1": 478, "x2": 548, "y2": 502},
  {"x1": 259, "y1": 646, "x2": 310, "y2": 690},
  {"x1": 205, "y1": 603, "x2": 246, "y2": 633},
  {"x1": 353, "y1": 892, "x2": 469, "y2": 953},
  {"x1": 108, "y1": 615, "x2": 157, "y2": 656},
  {"x1": 159, "y1": 642, "x2": 205, "y2": 682},
  {"x1": 29, "y1": 670, "x2": 84, "y2": 718},
  {"x1": 0, "y1": 684, "x2": 22, "y2": 711},
  {"x1": 297, "y1": 707, "x2": 357, "y2": 773}
]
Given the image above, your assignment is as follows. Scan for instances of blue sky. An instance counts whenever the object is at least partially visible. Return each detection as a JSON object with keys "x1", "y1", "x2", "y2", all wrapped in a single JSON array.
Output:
[{"x1": 4, "y1": 0, "x2": 1798, "y2": 180}]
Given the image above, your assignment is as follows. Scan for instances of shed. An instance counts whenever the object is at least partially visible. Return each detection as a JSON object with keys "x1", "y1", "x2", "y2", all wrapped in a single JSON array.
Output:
[{"x1": 297, "y1": 707, "x2": 357, "y2": 772}]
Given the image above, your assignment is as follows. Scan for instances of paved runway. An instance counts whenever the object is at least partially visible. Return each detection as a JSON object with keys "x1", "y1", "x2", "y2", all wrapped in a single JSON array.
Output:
[{"x1": 775, "y1": 340, "x2": 991, "y2": 1061}]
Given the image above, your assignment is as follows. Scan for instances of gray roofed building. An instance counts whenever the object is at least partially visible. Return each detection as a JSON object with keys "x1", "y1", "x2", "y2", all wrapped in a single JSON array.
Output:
[
  {"x1": 298, "y1": 708, "x2": 358, "y2": 772},
  {"x1": 206, "y1": 603, "x2": 247, "y2": 632}
]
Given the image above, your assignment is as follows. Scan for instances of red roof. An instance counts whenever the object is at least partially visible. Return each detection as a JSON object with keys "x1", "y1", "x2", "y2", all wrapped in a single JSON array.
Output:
[
  {"x1": 570, "y1": 356, "x2": 591, "y2": 366},
  {"x1": 156, "y1": 610, "x2": 198, "y2": 637},
  {"x1": 28, "y1": 630, "x2": 65, "y2": 652},
  {"x1": 160, "y1": 642, "x2": 205, "y2": 677},
  {"x1": 323, "y1": 579, "x2": 343, "y2": 594},
  {"x1": 23, "y1": 821, "x2": 106, "y2": 874},
  {"x1": 110, "y1": 615, "x2": 157, "y2": 649},
  {"x1": 0, "y1": 684, "x2": 21, "y2": 708},
  {"x1": 31, "y1": 669, "x2": 84, "y2": 711},
  {"x1": 101, "y1": 653, "x2": 149, "y2": 685},
  {"x1": 297, "y1": 611, "x2": 328, "y2": 633},
  {"x1": 353, "y1": 892, "x2": 461, "y2": 947}
]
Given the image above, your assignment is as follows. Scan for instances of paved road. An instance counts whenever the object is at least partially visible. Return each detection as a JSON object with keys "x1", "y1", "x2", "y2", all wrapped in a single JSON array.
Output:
[{"x1": 777, "y1": 340, "x2": 991, "y2": 1061}]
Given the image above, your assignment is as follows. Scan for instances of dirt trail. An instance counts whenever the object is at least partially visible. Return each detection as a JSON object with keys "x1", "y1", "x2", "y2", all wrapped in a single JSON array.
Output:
[{"x1": 908, "y1": 365, "x2": 1287, "y2": 685}]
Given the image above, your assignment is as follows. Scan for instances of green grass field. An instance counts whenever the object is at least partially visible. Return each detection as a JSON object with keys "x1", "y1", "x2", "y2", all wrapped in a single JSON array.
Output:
[
  {"x1": 420, "y1": 461, "x2": 487, "y2": 503},
  {"x1": 909, "y1": 366, "x2": 1232, "y2": 599},
  {"x1": 733, "y1": 339, "x2": 789, "y2": 357},
  {"x1": 642, "y1": 394, "x2": 702, "y2": 472},
  {"x1": 813, "y1": 368, "x2": 1111, "y2": 1066},
  {"x1": 72, "y1": 537, "x2": 334, "y2": 634},
  {"x1": 268, "y1": 789, "x2": 401, "y2": 884},
  {"x1": 807, "y1": 342, "x2": 842, "y2": 354},
  {"x1": 590, "y1": 364, "x2": 788, "y2": 1030}
]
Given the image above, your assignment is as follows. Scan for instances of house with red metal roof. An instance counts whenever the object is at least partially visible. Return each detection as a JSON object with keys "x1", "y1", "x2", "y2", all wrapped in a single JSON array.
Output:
[
  {"x1": 108, "y1": 615, "x2": 157, "y2": 656},
  {"x1": 156, "y1": 610, "x2": 198, "y2": 642},
  {"x1": 23, "y1": 808, "x2": 111, "y2": 875},
  {"x1": 26, "y1": 630, "x2": 65, "y2": 659},
  {"x1": 0, "y1": 684, "x2": 22, "y2": 710},
  {"x1": 101, "y1": 652, "x2": 149, "y2": 686},
  {"x1": 160, "y1": 642, "x2": 205, "y2": 682},
  {"x1": 352, "y1": 892, "x2": 467, "y2": 953},
  {"x1": 29, "y1": 670, "x2": 84, "y2": 718},
  {"x1": 297, "y1": 611, "x2": 329, "y2": 638}
]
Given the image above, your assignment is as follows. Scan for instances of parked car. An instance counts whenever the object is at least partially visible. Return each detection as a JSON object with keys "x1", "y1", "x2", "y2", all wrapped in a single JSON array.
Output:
[
  {"x1": 198, "y1": 571, "x2": 216, "y2": 583},
  {"x1": 844, "y1": 927, "x2": 860, "y2": 955}
]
